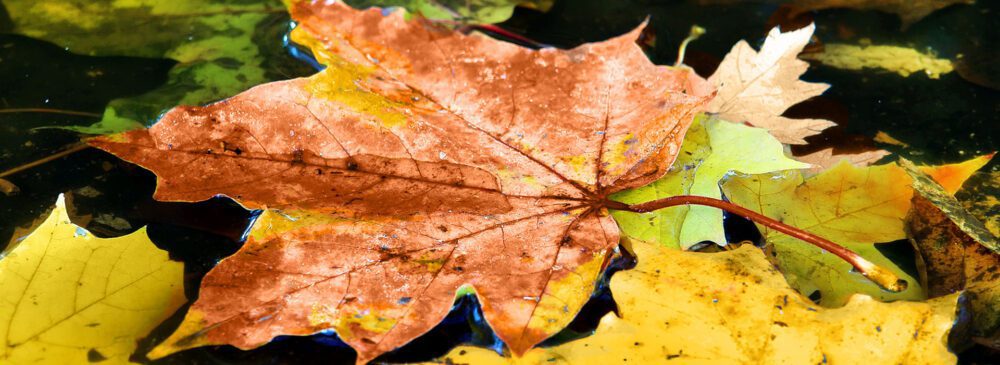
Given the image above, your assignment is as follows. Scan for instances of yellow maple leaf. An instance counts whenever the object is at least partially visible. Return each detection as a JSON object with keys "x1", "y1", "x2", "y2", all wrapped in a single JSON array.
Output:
[
  {"x1": 0, "y1": 195, "x2": 186, "y2": 364},
  {"x1": 429, "y1": 239, "x2": 959, "y2": 364}
]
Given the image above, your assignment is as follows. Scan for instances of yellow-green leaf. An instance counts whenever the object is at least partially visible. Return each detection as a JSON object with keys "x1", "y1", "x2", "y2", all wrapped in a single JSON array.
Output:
[
  {"x1": 801, "y1": 43, "x2": 955, "y2": 79},
  {"x1": 0, "y1": 195, "x2": 186, "y2": 364},
  {"x1": 612, "y1": 115, "x2": 807, "y2": 249},
  {"x1": 431, "y1": 239, "x2": 960, "y2": 364},
  {"x1": 344, "y1": 0, "x2": 553, "y2": 24},
  {"x1": 4, "y1": 0, "x2": 297, "y2": 134},
  {"x1": 721, "y1": 159, "x2": 982, "y2": 306}
]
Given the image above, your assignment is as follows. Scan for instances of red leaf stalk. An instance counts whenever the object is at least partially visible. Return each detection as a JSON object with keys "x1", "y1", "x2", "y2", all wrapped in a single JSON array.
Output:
[{"x1": 608, "y1": 195, "x2": 907, "y2": 292}]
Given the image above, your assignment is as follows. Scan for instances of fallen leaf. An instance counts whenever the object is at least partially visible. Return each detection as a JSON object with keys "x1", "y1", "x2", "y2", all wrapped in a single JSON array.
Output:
[
  {"x1": 721, "y1": 162, "x2": 925, "y2": 305},
  {"x1": 612, "y1": 115, "x2": 807, "y2": 249},
  {"x1": 430, "y1": 239, "x2": 961, "y2": 364},
  {"x1": 0, "y1": 195, "x2": 186, "y2": 364},
  {"x1": 3, "y1": 0, "x2": 300, "y2": 134},
  {"x1": 789, "y1": 0, "x2": 975, "y2": 29},
  {"x1": 345, "y1": 0, "x2": 553, "y2": 24},
  {"x1": 919, "y1": 153, "x2": 994, "y2": 195},
  {"x1": 92, "y1": 2, "x2": 711, "y2": 362},
  {"x1": 801, "y1": 43, "x2": 955, "y2": 79},
  {"x1": 957, "y1": 171, "x2": 1000, "y2": 237},
  {"x1": 903, "y1": 160, "x2": 1000, "y2": 344},
  {"x1": 707, "y1": 23, "x2": 835, "y2": 145},
  {"x1": 721, "y1": 158, "x2": 982, "y2": 306},
  {"x1": 794, "y1": 147, "x2": 891, "y2": 172},
  {"x1": 874, "y1": 130, "x2": 911, "y2": 148}
]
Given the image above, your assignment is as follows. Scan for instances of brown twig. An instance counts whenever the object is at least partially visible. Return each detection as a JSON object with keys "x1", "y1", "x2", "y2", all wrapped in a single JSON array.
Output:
[
  {"x1": 608, "y1": 195, "x2": 907, "y2": 292},
  {"x1": 0, "y1": 108, "x2": 101, "y2": 118},
  {"x1": 0, "y1": 142, "x2": 92, "y2": 179}
]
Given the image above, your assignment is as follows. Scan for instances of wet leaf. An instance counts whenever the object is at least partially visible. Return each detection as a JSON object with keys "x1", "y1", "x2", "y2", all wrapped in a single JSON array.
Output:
[
  {"x1": 903, "y1": 160, "x2": 1000, "y2": 345},
  {"x1": 3, "y1": 0, "x2": 291, "y2": 134},
  {"x1": 344, "y1": 0, "x2": 553, "y2": 24},
  {"x1": 92, "y1": 2, "x2": 711, "y2": 362},
  {"x1": 801, "y1": 43, "x2": 955, "y2": 79},
  {"x1": 706, "y1": 23, "x2": 835, "y2": 145},
  {"x1": 612, "y1": 115, "x2": 807, "y2": 249},
  {"x1": 0, "y1": 195, "x2": 186, "y2": 364},
  {"x1": 431, "y1": 239, "x2": 961, "y2": 364},
  {"x1": 721, "y1": 159, "x2": 982, "y2": 306},
  {"x1": 958, "y1": 171, "x2": 1000, "y2": 238},
  {"x1": 918, "y1": 153, "x2": 993, "y2": 196}
]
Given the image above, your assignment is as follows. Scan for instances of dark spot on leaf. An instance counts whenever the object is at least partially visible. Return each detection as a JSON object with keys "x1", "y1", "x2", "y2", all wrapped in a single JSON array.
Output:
[
  {"x1": 87, "y1": 349, "x2": 107, "y2": 362},
  {"x1": 773, "y1": 321, "x2": 788, "y2": 327},
  {"x1": 398, "y1": 297, "x2": 412, "y2": 304},
  {"x1": 807, "y1": 290, "x2": 822, "y2": 303}
]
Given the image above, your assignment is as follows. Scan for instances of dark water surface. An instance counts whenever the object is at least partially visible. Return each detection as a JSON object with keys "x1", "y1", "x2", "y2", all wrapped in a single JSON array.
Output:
[{"x1": 1, "y1": 0, "x2": 997, "y2": 363}]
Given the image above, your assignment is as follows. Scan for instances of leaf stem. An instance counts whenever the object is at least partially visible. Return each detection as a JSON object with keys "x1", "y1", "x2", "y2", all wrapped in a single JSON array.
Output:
[
  {"x1": 674, "y1": 25, "x2": 706, "y2": 67},
  {"x1": 0, "y1": 108, "x2": 102, "y2": 118},
  {"x1": 468, "y1": 24, "x2": 547, "y2": 48},
  {"x1": 608, "y1": 195, "x2": 907, "y2": 292}
]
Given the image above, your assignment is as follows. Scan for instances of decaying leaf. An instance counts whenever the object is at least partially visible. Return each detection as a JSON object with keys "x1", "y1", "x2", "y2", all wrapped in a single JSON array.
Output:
[
  {"x1": 92, "y1": 2, "x2": 711, "y2": 362},
  {"x1": 794, "y1": 147, "x2": 891, "y2": 172},
  {"x1": 345, "y1": 0, "x2": 553, "y2": 24},
  {"x1": 612, "y1": 115, "x2": 807, "y2": 249},
  {"x1": 904, "y1": 158, "x2": 998, "y2": 253},
  {"x1": 0, "y1": 195, "x2": 186, "y2": 364},
  {"x1": 957, "y1": 171, "x2": 1000, "y2": 238},
  {"x1": 801, "y1": 43, "x2": 955, "y2": 79},
  {"x1": 721, "y1": 158, "x2": 982, "y2": 306},
  {"x1": 903, "y1": 160, "x2": 1000, "y2": 345},
  {"x1": 706, "y1": 23, "x2": 835, "y2": 145},
  {"x1": 3, "y1": 0, "x2": 294, "y2": 134},
  {"x1": 698, "y1": 0, "x2": 974, "y2": 29},
  {"x1": 431, "y1": 239, "x2": 961, "y2": 364}
]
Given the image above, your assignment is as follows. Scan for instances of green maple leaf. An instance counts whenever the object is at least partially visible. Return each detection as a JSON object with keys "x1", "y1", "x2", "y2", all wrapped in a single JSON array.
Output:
[
  {"x1": 345, "y1": 0, "x2": 553, "y2": 24},
  {"x1": 612, "y1": 114, "x2": 808, "y2": 249},
  {"x1": 4, "y1": 0, "x2": 312, "y2": 134}
]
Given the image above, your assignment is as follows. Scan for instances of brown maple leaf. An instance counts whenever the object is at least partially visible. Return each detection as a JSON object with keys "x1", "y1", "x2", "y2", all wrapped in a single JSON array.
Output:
[
  {"x1": 706, "y1": 24, "x2": 835, "y2": 145},
  {"x1": 91, "y1": 2, "x2": 711, "y2": 363}
]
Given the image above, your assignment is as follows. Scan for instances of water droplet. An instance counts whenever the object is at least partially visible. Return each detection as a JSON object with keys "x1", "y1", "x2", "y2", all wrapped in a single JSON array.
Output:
[{"x1": 438, "y1": 151, "x2": 447, "y2": 160}]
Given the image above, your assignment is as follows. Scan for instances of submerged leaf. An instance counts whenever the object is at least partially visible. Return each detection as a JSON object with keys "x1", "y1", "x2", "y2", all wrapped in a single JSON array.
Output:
[
  {"x1": 697, "y1": 0, "x2": 974, "y2": 29},
  {"x1": 432, "y1": 239, "x2": 961, "y2": 364},
  {"x1": 3, "y1": 0, "x2": 295, "y2": 134},
  {"x1": 707, "y1": 23, "x2": 834, "y2": 145},
  {"x1": 801, "y1": 43, "x2": 955, "y2": 79},
  {"x1": 93, "y1": 2, "x2": 711, "y2": 362},
  {"x1": 612, "y1": 115, "x2": 807, "y2": 249},
  {"x1": 0, "y1": 195, "x2": 186, "y2": 364},
  {"x1": 345, "y1": 0, "x2": 553, "y2": 24}
]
